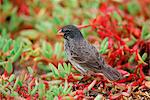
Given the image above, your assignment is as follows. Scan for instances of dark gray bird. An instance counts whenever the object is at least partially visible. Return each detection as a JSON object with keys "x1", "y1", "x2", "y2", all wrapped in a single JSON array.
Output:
[{"x1": 58, "y1": 25, "x2": 122, "y2": 81}]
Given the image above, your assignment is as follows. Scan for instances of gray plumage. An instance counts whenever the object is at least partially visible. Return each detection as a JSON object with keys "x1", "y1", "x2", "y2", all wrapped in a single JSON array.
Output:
[{"x1": 59, "y1": 25, "x2": 122, "y2": 81}]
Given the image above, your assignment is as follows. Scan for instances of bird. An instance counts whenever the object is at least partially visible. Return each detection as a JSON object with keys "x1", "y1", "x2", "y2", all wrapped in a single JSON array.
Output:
[{"x1": 58, "y1": 25, "x2": 122, "y2": 81}]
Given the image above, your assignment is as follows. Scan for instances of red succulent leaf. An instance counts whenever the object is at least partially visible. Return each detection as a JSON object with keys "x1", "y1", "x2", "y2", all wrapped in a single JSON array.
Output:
[{"x1": 18, "y1": 4, "x2": 30, "y2": 16}]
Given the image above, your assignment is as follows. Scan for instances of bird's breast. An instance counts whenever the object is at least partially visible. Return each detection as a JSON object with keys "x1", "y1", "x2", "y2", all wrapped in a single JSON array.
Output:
[{"x1": 64, "y1": 40, "x2": 73, "y2": 59}]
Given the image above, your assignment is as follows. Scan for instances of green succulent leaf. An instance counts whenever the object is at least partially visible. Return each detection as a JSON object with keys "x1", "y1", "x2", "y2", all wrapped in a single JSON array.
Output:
[
  {"x1": 41, "y1": 41, "x2": 53, "y2": 58},
  {"x1": 99, "y1": 37, "x2": 108, "y2": 54},
  {"x1": 49, "y1": 63, "x2": 60, "y2": 78},
  {"x1": 4, "y1": 61, "x2": 13, "y2": 74},
  {"x1": 38, "y1": 83, "x2": 45, "y2": 99},
  {"x1": 8, "y1": 74, "x2": 15, "y2": 82},
  {"x1": 10, "y1": 42, "x2": 23, "y2": 63},
  {"x1": 127, "y1": 0, "x2": 141, "y2": 15},
  {"x1": 141, "y1": 21, "x2": 150, "y2": 40},
  {"x1": 54, "y1": 42, "x2": 62, "y2": 59},
  {"x1": 2, "y1": 39, "x2": 12, "y2": 53}
]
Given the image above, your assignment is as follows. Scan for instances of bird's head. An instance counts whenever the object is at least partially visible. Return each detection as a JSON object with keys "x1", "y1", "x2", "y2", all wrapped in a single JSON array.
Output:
[{"x1": 57, "y1": 25, "x2": 83, "y2": 40}]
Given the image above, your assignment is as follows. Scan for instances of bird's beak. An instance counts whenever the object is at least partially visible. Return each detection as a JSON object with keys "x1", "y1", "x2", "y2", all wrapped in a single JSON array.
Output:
[{"x1": 57, "y1": 29, "x2": 64, "y2": 37}]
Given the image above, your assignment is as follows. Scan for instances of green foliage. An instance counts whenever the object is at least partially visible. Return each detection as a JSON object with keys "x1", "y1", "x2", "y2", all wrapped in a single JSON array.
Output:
[
  {"x1": 112, "y1": 11, "x2": 122, "y2": 25},
  {"x1": 0, "y1": 0, "x2": 12, "y2": 13},
  {"x1": 58, "y1": 63, "x2": 72, "y2": 78},
  {"x1": 41, "y1": 41, "x2": 53, "y2": 59},
  {"x1": 0, "y1": 35, "x2": 22, "y2": 73},
  {"x1": 99, "y1": 37, "x2": 108, "y2": 54},
  {"x1": 46, "y1": 80, "x2": 72, "y2": 99},
  {"x1": 13, "y1": 77, "x2": 20, "y2": 90},
  {"x1": 10, "y1": 41, "x2": 23, "y2": 63},
  {"x1": 94, "y1": 94, "x2": 103, "y2": 100},
  {"x1": 41, "y1": 41, "x2": 64, "y2": 59},
  {"x1": 49, "y1": 63, "x2": 72, "y2": 78},
  {"x1": 128, "y1": 53, "x2": 136, "y2": 63},
  {"x1": 0, "y1": 0, "x2": 149, "y2": 99},
  {"x1": 142, "y1": 53, "x2": 147, "y2": 61},
  {"x1": 2, "y1": 39, "x2": 12, "y2": 53},
  {"x1": 127, "y1": 0, "x2": 141, "y2": 15},
  {"x1": 49, "y1": 63, "x2": 60, "y2": 78},
  {"x1": 35, "y1": 21, "x2": 52, "y2": 33},
  {"x1": 8, "y1": 74, "x2": 15, "y2": 82},
  {"x1": 0, "y1": 1, "x2": 23, "y2": 32},
  {"x1": 38, "y1": 83, "x2": 46, "y2": 99},
  {"x1": 54, "y1": 42, "x2": 63, "y2": 59},
  {"x1": 126, "y1": 36, "x2": 137, "y2": 47},
  {"x1": 20, "y1": 29, "x2": 40, "y2": 40},
  {"x1": 141, "y1": 21, "x2": 150, "y2": 40},
  {"x1": 27, "y1": 67, "x2": 34, "y2": 74},
  {"x1": 4, "y1": 61, "x2": 13, "y2": 74},
  {"x1": 31, "y1": 85, "x2": 38, "y2": 95},
  {"x1": 10, "y1": 91, "x2": 19, "y2": 97}
]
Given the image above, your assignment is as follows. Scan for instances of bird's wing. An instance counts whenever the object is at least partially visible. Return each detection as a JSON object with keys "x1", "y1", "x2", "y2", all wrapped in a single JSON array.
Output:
[{"x1": 70, "y1": 40, "x2": 105, "y2": 70}]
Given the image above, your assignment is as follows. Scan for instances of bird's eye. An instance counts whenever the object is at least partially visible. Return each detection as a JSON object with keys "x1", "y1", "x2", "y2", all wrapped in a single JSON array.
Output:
[{"x1": 64, "y1": 29, "x2": 71, "y2": 32}]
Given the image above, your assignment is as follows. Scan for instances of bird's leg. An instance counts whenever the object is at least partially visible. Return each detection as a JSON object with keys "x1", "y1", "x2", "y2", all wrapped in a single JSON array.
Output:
[
  {"x1": 82, "y1": 70, "x2": 95, "y2": 77},
  {"x1": 78, "y1": 71, "x2": 94, "y2": 83}
]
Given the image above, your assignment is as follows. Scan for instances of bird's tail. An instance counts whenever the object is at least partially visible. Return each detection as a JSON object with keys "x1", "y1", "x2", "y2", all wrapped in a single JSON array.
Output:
[{"x1": 101, "y1": 65, "x2": 122, "y2": 81}]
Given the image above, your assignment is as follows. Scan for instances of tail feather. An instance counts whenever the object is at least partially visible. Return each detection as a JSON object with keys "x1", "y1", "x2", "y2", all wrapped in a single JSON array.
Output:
[{"x1": 101, "y1": 65, "x2": 122, "y2": 81}]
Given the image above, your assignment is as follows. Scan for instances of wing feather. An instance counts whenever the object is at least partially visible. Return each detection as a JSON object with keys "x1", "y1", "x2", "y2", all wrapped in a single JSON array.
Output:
[{"x1": 70, "y1": 40, "x2": 104, "y2": 70}]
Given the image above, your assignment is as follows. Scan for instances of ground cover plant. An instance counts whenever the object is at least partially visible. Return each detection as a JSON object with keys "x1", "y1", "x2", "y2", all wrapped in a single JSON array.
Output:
[{"x1": 0, "y1": 0, "x2": 150, "y2": 99}]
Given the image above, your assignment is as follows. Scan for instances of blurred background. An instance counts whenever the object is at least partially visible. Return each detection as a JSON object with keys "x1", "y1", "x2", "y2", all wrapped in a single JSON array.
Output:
[
  {"x1": 0, "y1": 0, "x2": 150, "y2": 99},
  {"x1": 0, "y1": 0, "x2": 101, "y2": 73},
  {"x1": 0, "y1": 0, "x2": 100, "y2": 38}
]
